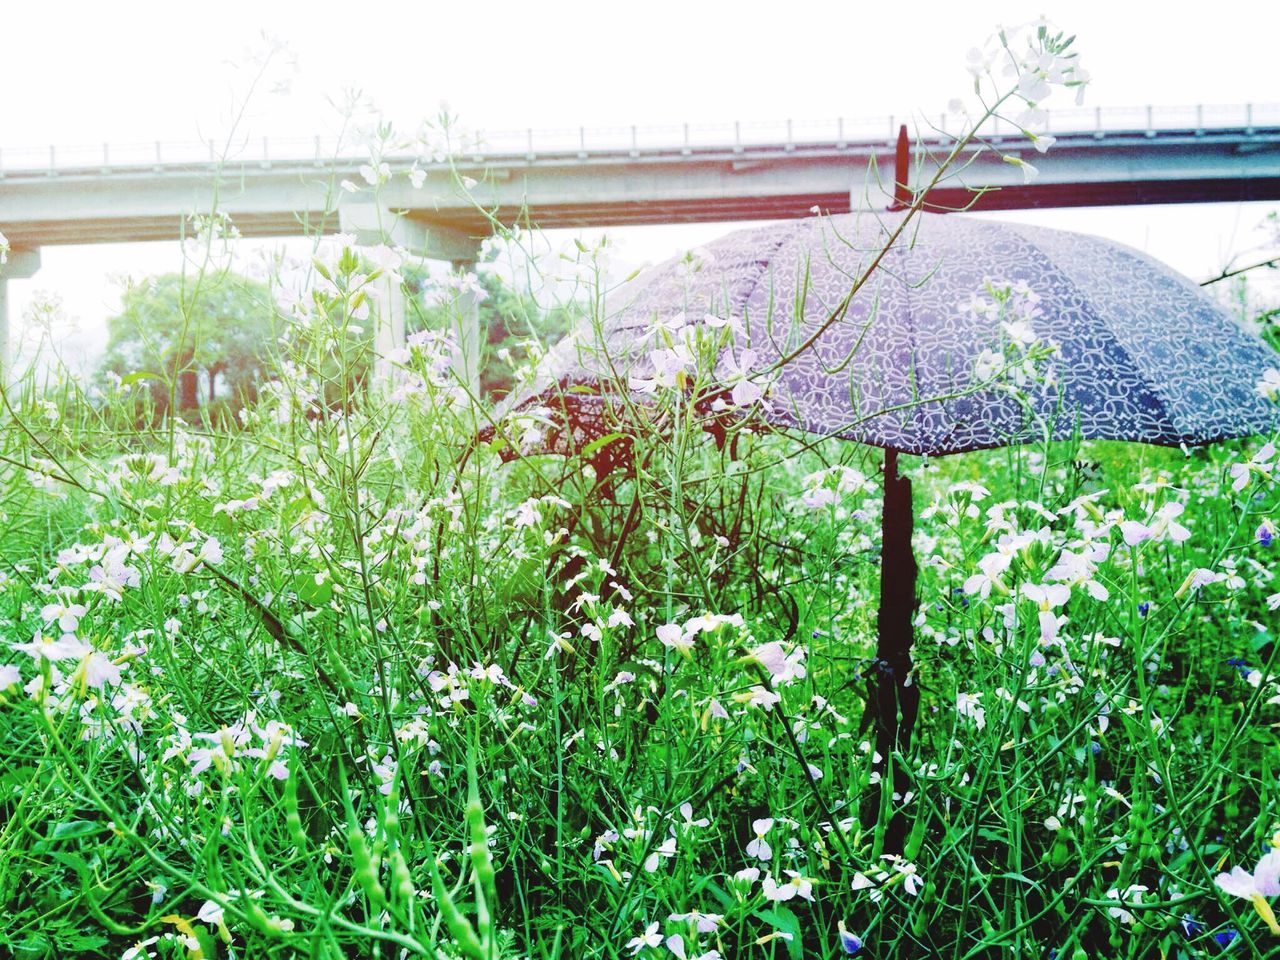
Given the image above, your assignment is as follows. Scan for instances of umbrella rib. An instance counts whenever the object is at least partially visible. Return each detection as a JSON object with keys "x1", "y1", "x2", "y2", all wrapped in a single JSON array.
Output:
[
  {"x1": 994, "y1": 221, "x2": 1187, "y2": 443},
  {"x1": 897, "y1": 237, "x2": 929, "y2": 447},
  {"x1": 741, "y1": 229, "x2": 803, "y2": 363}
]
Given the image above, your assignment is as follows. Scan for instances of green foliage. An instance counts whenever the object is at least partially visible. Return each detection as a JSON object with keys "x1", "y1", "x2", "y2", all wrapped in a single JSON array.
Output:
[
  {"x1": 3, "y1": 256, "x2": 1279, "y2": 956},
  {"x1": 99, "y1": 271, "x2": 279, "y2": 414}
]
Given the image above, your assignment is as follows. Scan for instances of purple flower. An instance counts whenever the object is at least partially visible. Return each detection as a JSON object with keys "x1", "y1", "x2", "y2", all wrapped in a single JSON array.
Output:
[
  {"x1": 1226, "y1": 658, "x2": 1253, "y2": 680},
  {"x1": 837, "y1": 922, "x2": 862, "y2": 955}
]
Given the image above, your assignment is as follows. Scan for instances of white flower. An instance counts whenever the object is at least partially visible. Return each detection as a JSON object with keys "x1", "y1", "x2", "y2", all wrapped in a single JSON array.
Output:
[
  {"x1": 513, "y1": 499, "x2": 542, "y2": 529},
  {"x1": 735, "y1": 686, "x2": 781, "y2": 710},
  {"x1": 626, "y1": 922, "x2": 663, "y2": 955},
  {"x1": 703, "y1": 312, "x2": 745, "y2": 336},
  {"x1": 85, "y1": 555, "x2": 141, "y2": 601},
  {"x1": 1022, "y1": 583, "x2": 1069, "y2": 610},
  {"x1": 965, "y1": 46, "x2": 995, "y2": 79},
  {"x1": 748, "y1": 641, "x2": 806, "y2": 685},
  {"x1": 1119, "y1": 502, "x2": 1191, "y2": 547},
  {"x1": 40, "y1": 601, "x2": 87, "y2": 633},
  {"x1": 746, "y1": 818, "x2": 773, "y2": 861},
  {"x1": 199, "y1": 537, "x2": 224, "y2": 566},
  {"x1": 956, "y1": 692, "x2": 986, "y2": 730},
  {"x1": 1175, "y1": 567, "x2": 1226, "y2": 598},
  {"x1": 1216, "y1": 849, "x2": 1280, "y2": 936},
  {"x1": 722, "y1": 349, "x2": 763, "y2": 407},
  {"x1": 657, "y1": 623, "x2": 694, "y2": 656},
  {"x1": 1230, "y1": 442, "x2": 1276, "y2": 493},
  {"x1": 359, "y1": 162, "x2": 390, "y2": 186},
  {"x1": 732, "y1": 866, "x2": 760, "y2": 893},
  {"x1": 1017, "y1": 70, "x2": 1052, "y2": 103},
  {"x1": 13, "y1": 632, "x2": 90, "y2": 663},
  {"x1": 892, "y1": 857, "x2": 924, "y2": 896},
  {"x1": 974, "y1": 347, "x2": 1003, "y2": 381},
  {"x1": 197, "y1": 900, "x2": 225, "y2": 925},
  {"x1": 78, "y1": 651, "x2": 123, "y2": 689},
  {"x1": 762, "y1": 870, "x2": 813, "y2": 902},
  {"x1": 120, "y1": 937, "x2": 160, "y2": 960},
  {"x1": 963, "y1": 551, "x2": 1012, "y2": 598},
  {"x1": 0, "y1": 664, "x2": 20, "y2": 689},
  {"x1": 669, "y1": 911, "x2": 722, "y2": 934},
  {"x1": 678, "y1": 803, "x2": 710, "y2": 828},
  {"x1": 1030, "y1": 133, "x2": 1057, "y2": 153},
  {"x1": 644, "y1": 835, "x2": 677, "y2": 872},
  {"x1": 1258, "y1": 368, "x2": 1280, "y2": 401},
  {"x1": 1003, "y1": 155, "x2": 1039, "y2": 183},
  {"x1": 1001, "y1": 318, "x2": 1037, "y2": 348},
  {"x1": 1104, "y1": 884, "x2": 1148, "y2": 925}
]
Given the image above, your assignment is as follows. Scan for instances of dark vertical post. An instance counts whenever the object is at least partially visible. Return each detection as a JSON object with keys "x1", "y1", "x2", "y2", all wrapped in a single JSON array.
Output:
[
  {"x1": 891, "y1": 124, "x2": 911, "y2": 211},
  {"x1": 866, "y1": 447, "x2": 919, "y2": 854}
]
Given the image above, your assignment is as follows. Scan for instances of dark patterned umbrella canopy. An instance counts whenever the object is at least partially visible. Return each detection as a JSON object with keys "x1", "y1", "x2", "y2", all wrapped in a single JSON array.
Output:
[
  {"x1": 494, "y1": 211, "x2": 1278, "y2": 457},
  {"x1": 486, "y1": 209, "x2": 1278, "y2": 854}
]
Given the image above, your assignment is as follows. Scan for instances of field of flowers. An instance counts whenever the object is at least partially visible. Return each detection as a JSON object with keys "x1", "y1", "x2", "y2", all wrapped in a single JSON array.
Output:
[{"x1": 3, "y1": 21, "x2": 1280, "y2": 960}]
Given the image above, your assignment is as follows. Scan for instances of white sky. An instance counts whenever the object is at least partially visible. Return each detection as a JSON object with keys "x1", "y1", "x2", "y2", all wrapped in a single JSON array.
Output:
[{"x1": 3, "y1": 0, "x2": 1278, "y2": 371}]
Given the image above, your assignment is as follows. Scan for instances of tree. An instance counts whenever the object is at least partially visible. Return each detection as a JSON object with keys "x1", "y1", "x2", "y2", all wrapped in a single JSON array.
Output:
[{"x1": 99, "y1": 272, "x2": 279, "y2": 415}]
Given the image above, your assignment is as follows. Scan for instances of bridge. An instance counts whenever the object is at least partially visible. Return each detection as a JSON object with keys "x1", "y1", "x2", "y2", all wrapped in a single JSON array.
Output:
[{"x1": 2, "y1": 102, "x2": 1279, "y2": 378}]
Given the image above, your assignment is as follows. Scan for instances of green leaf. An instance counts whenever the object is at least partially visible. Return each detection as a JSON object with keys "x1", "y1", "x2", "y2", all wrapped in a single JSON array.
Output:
[
  {"x1": 120, "y1": 370, "x2": 163, "y2": 386},
  {"x1": 48, "y1": 820, "x2": 104, "y2": 842},
  {"x1": 293, "y1": 571, "x2": 333, "y2": 605},
  {"x1": 754, "y1": 906, "x2": 802, "y2": 960},
  {"x1": 701, "y1": 880, "x2": 734, "y2": 912},
  {"x1": 0, "y1": 765, "x2": 36, "y2": 795},
  {"x1": 579, "y1": 433, "x2": 626, "y2": 460}
]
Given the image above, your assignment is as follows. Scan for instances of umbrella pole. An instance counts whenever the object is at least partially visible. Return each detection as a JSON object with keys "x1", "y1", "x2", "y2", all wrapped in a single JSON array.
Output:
[{"x1": 866, "y1": 447, "x2": 920, "y2": 854}]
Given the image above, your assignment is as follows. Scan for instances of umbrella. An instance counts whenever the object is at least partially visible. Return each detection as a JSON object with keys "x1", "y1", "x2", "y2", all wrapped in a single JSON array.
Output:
[{"x1": 484, "y1": 208, "x2": 1280, "y2": 849}]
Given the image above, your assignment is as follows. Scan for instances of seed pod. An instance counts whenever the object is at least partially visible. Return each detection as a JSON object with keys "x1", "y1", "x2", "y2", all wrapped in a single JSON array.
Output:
[
  {"x1": 903, "y1": 811, "x2": 928, "y2": 860},
  {"x1": 390, "y1": 848, "x2": 415, "y2": 902},
  {"x1": 466, "y1": 753, "x2": 498, "y2": 929},
  {"x1": 431, "y1": 861, "x2": 484, "y2": 960},
  {"x1": 911, "y1": 905, "x2": 928, "y2": 938},
  {"x1": 284, "y1": 769, "x2": 309, "y2": 851},
  {"x1": 348, "y1": 827, "x2": 387, "y2": 913},
  {"x1": 381, "y1": 779, "x2": 401, "y2": 841},
  {"x1": 244, "y1": 901, "x2": 284, "y2": 939},
  {"x1": 326, "y1": 645, "x2": 358, "y2": 692}
]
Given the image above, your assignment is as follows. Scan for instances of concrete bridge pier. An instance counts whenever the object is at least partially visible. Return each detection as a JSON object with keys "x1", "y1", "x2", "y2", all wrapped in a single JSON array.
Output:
[
  {"x1": 0, "y1": 248, "x2": 41, "y2": 381},
  {"x1": 336, "y1": 201, "x2": 483, "y2": 391},
  {"x1": 444, "y1": 258, "x2": 484, "y2": 399}
]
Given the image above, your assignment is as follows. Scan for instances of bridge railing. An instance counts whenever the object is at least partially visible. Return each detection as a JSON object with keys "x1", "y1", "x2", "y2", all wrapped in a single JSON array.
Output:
[{"x1": 2, "y1": 103, "x2": 1277, "y2": 175}]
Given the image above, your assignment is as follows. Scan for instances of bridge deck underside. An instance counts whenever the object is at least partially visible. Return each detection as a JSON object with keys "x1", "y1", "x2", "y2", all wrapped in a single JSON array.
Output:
[{"x1": 8, "y1": 176, "x2": 1280, "y2": 250}]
